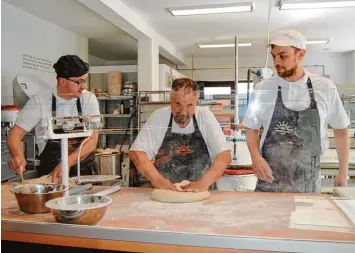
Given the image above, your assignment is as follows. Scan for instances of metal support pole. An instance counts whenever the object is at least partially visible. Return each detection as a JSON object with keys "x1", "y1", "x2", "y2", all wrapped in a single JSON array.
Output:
[
  {"x1": 61, "y1": 138, "x2": 69, "y2": 196},
  {"x1": 234, "y1": 36, "x2": 239, "y2": 126},
  {"x1": 192, "y1": 54, "x2": 194, "y2": 80}
]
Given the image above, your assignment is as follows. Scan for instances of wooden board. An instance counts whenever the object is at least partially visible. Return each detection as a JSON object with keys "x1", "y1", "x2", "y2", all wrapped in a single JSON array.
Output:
[{"x1": 2, "y1": 181, "x2": 355, "y2": 243}]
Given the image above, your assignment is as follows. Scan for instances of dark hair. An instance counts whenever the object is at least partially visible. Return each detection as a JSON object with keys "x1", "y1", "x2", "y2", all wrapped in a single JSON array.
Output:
[
  {"x1": 53, "y1": 54, "x2": 89, "y2": 79},
  {"x1": 171, "y1": 78, "x2": 199, "y2": 93}
]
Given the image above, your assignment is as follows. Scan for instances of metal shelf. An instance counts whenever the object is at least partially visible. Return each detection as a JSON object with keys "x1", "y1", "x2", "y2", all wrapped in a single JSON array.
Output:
[
  {"x1": 97, "y1": 96, "x2": 134, "y2": 101},
  {"x1": 139, "y1": 101, "x2": 222, "y2": 106},
  {"x1": 101, "y1": 114, "x2": 131, "y2": 118},
  {"x1": 99, "y1": 132, "x2": 126, "y2": 135}
]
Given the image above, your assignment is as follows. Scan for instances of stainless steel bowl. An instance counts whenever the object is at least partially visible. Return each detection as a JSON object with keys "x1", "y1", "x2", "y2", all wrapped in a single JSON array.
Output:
[
  {"x1": 10, "y1": 183, "x2": 68, "y2": 213},
  {"x1": 45, "y1": 194, "x2": 112, "y2": 225}
]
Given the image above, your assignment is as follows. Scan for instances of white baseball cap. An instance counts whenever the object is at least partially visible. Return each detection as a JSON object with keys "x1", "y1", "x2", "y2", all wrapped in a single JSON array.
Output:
[{"x1": 268, "y1": 29, "x2": 307, "y2": 50}]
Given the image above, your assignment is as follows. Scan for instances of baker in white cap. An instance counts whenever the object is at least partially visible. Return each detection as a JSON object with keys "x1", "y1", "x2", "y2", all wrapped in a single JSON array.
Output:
[{"x1": 243, "y1": 29, "x2": 350, "y2": 193}]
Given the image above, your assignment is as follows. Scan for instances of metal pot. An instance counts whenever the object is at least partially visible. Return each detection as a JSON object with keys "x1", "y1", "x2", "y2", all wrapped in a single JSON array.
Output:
[
  {"x1": 45, "y1": 184, "x2": 120, "y2": 225},
  {"x1": 123, "y1": 82, "x2": 138, "y2": 90},
  {"x1": 121, "y1": 88, "x2": 136, "y2": 95},
  {"x1": 10, "y1": 183, "x2": 68, "y2": 213},
  {"x1": 99, "y1": 153, "x2": 120, "y2": 175}
]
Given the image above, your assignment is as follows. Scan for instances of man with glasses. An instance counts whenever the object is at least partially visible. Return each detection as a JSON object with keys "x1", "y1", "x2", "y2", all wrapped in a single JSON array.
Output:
[{"x1": 8, "y1": 55, "x2": 101, "y2": 183}]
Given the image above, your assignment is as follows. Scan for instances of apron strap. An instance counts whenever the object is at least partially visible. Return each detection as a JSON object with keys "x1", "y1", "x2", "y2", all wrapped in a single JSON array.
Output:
[
  {"x1": 52, "y1": 94, "x2": 83, "y2": 122},
  {"x1": 76, "y1": 97, "x2": 83, "y2": 122},
  {"x1": 277, "y1": 86, "x2": 282, "y2": 102},
  {"x1": 167, "y1": 114, "x2": 173, "y2": 133},
  {"x1": 192, "y1": 114, "x2": 199, "y2": 130},
  {"x1": 52, "y1": 94, "x2": 56, "y2": 117},
  {"x1": 52, "y1": 94, "x2": 57, "y2": 125},
  {"x1": 306, "y1": 77, "x2": 317, "y2": 109}
]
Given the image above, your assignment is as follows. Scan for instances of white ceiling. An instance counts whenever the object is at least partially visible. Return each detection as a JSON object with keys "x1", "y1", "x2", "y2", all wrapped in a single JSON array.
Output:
[
  {"x1": 121, "y1": 0, "x2": 355, "y2": 57},
  {"x1": 3, "y1": 0, "x2": 138, "y2": 61},
  {"x1": 4, "y1": 0, "x2": 355, "y2": 61}
]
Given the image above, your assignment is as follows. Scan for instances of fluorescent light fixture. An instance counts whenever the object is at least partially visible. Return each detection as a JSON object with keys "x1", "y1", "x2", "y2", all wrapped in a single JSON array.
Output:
[
  {"x1": 280, "y1": 0, "x2": 355, "y2": 10},
  {"x1": 169, "y1": 2, "x2": 253, "y2": 16},
  {"x1": 306, "y1": 39, "x2": 330, "y2": 44},
  {"x1": 198, "y1": 43, "x2": 253, "y2": 48}
]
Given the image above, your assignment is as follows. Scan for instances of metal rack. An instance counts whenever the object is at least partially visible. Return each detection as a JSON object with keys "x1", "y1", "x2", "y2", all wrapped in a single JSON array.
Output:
[
  {"x1": 97, "y1": 95, "x2": 137, "y2": 148},
  {"x1": 341, "y1": 94, "x2": 355, "y2": 129},
  {"x1": 136, "y1": 90, "x2": 231, "y2": 129}
]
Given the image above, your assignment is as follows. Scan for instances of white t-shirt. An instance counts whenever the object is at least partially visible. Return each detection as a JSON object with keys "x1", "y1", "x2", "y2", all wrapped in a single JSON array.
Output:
[
  {"x1": 243, "y1": 70, "x2": 350, "y2": 154},
  {"x1": 130, "y1": 106, "x2": 231, "y2": 160},
  {"x1": 16, "y1": 89, "x2": 100, "y2": 155}
]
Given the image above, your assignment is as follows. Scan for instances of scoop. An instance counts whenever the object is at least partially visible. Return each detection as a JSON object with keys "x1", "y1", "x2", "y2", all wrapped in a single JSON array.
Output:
[{"x1": 45, "y1": 183, "x2": 120, "y2": 225}]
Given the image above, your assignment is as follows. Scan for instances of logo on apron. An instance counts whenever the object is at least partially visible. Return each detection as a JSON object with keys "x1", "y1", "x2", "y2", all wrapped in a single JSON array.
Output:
[
  {"x1": 175, "y1": 144, "x2": 192, "y2": 156},
  {"x1": 274, "y1": 121, "x2": 293, "y2": 135}
]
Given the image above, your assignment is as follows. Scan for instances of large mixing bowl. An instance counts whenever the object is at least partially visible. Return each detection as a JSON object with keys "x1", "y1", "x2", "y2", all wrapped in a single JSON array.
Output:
[
  {"x1": 10, "y1": 183, "x2": 68, "y2": 213},
  {"x1": 45, "y1": 194, "x2": 112, "y2": 225}
]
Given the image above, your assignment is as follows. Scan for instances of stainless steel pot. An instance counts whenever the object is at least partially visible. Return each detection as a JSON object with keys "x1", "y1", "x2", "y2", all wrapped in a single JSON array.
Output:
[
  {"x1": 99, "y1": 153, "x2": 119, "y2": 175},
  {"x1": 121, "y1": 88, "x2": 136, "y2": 95},
  {"x1": 123, "y1": 82, "x2": 137, "y2": 90}
]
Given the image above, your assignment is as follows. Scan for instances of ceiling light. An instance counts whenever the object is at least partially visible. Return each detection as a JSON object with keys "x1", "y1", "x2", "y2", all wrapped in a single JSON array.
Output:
[
  {"x1": 198, "y1": 43, "x2": 253, "y2": 48},
  {"x1": 306, "y1": 39, "x2": 330, "y2": 44},
  {"x1": 169, "y1": 2, "x2": 253, "y2": 16},
  {"x1": 280, "y1": 0, "x2": 355, "y2": 10}
]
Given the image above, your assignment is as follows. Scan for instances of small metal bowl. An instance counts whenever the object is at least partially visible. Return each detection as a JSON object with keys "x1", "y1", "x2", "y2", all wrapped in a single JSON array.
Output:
[
  {"x1": 10, "y1": 183, "x2": 68, "y2": 213},
  {"x1": 45, "y1": 194, "x2": 112, "y2": 225}
]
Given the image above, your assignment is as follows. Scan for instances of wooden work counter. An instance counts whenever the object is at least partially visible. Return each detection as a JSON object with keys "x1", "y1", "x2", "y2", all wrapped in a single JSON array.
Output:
[{"x1": 1, "y1": 181, "x2": 355, "y2": 253}]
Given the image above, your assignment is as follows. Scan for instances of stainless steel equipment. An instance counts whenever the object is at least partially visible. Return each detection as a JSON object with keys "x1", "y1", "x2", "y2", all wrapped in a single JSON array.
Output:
[
  {"x1": 45, "y1": 183, "x2": 121, "y2": 225},
  {"x1": 121, "y1": 81, "x2": 138, "y2": 96},
  {"x1": 70, "y1": 175, "x2": 120, "y2": 185},
  {"x1": 1, "y1": 141, "x2": 16, "y2": 181},
  {"x1": 10, "y1": 183, "x2": 68, "y2": 213},
  {"x1": 1, "y1": 104, "x2": 20, "y2": 137},
  {"x1": 13, "y1": 73, "x2": 50, "y2": 108},
  {"x1": 1, "y1": 140, "x2": 30, "y2": 182},
  {"x1": 41, "y1": 115, "x2": 102, "y2": 193}
]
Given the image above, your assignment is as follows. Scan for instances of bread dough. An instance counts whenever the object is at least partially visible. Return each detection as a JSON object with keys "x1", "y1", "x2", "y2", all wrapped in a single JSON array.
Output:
[{"x1": 151, "y1": 180, "x2": 211, "y2": 203}]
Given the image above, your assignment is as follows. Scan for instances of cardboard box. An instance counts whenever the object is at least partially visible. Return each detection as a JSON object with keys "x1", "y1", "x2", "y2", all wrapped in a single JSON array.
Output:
[
  {"x1": 108, "y1": 83, "x2": 122, "y2": 96},
  {"x1": 107, "y1": 71, "x2": 122, "y2": 85}
]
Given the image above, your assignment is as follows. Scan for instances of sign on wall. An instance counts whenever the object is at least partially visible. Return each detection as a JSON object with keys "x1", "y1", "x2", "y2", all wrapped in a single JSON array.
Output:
[{"x1": 22, "y1": 54, "x2": 54, "y2": 73}]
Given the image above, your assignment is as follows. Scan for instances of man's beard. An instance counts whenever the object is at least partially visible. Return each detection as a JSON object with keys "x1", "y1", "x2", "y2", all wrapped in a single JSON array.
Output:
[
  {"x1": 174, "y1": 113, "x2": 191, "y2": 125},
  {"x1": 276, "y1": 64, "x2": 297, "y2": 78}
]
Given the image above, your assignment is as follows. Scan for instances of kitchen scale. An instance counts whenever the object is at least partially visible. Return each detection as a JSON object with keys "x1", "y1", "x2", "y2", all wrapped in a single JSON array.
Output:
[{"x1": 41, "y1": 115, "x2": 120, "y2": 194}]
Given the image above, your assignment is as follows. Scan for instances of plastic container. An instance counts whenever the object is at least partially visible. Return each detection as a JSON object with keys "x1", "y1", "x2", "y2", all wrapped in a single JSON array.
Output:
[{"x1": 217, "y1": 169, "x2": 257, "y2": 192}]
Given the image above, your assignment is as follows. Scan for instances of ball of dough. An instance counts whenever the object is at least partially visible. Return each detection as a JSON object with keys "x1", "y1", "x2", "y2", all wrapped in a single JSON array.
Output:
[{"x1": 151, "y1": 180, "x2": 211, "y2": 203}]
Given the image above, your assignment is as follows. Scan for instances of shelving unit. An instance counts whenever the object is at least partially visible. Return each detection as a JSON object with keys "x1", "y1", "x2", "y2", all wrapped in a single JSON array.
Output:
[
  {"x1": 136, "y1": 90, "x2": 234, "y2": 129},
  {"x1": 341, "y1": 94, "x2": 355, "y2": 128},
  {"x1": 97, "y1": 95, "x2": 137, "y2": 149}
]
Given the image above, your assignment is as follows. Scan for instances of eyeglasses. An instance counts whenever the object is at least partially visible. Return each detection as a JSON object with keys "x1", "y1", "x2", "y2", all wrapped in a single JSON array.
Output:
[{"x1": 65, "y1": 77, "x2": 89, "y2": 86}]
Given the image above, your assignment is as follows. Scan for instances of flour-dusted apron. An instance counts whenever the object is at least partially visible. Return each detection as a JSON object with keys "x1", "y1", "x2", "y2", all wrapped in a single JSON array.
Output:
[
  {"x1": 255, "y1": 78, "x2": 322, "y2": 193},
  {"x1": 140, "y1": 114, "x2": 213, "y2": 188},
  {"x1": 38, "y1": 95, "x2": 99, "y2": 177}
]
